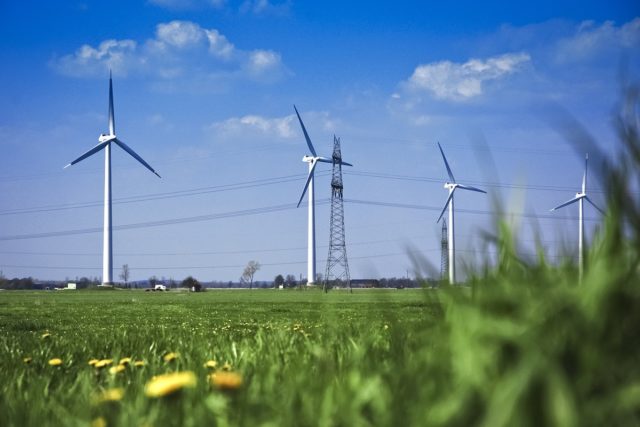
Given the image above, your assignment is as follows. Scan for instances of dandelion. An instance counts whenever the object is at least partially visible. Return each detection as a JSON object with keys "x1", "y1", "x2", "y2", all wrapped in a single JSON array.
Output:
[
  {"x1": 88, "y1": 359, "x2": 99, "y2": 366},
  {"x1": 163, "y1": 352, "x2": 178, "y2": 362},
  {"x1": 23, "y1": 357, "x2": 32, "y2": 364},
  {"x1": 94, "y1": 359, "x2": 113, "y2": 369},
  {"x1": 134, "y1": 360, "x2": 146, "y2": 368},
  {"x1": 144, "y1": 371, "x2": 197, "y2": 398},
  {"x1": 203, "y1": 360, "x2": 218, "y2": 369},
  {"x1": 109, "y1": 365, "x2": 125, "y2": 375},
  {"x1": 41, "y1": 332, "x2": 51, "y2": 339},
  {"x1": 95, "y1": 387, "x2": 124, "y2": 403},
  {"x1": 91, "y1": 417, "x2": 107, "y2": 427},
  {"x1": 48, "y1": 358, "x2": 63, "y2": 366},
  {"x1": 210, "y1": 371, "x2": 242, "y2": 390},
  {"x1": 118, "y1": 357, "x2": 132, "y2": 366},
  {"x1": 384, "y1": 324, "x2": 389, "y2": 330}
]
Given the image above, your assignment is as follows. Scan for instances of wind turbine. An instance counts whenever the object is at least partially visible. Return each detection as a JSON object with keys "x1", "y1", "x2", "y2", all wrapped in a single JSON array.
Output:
[
  {"x1": 550, "y1": 154, "x2": 603, "y2": 279},
  {"x1": 64, "y1": 72, "x2": 160, "y2": 285},
  {"x1": 436, "y1": 142, "x2": 486, "y2": 284},
  {"x1": 294, "y1": 106, "x2": 352, "y2": 285}
]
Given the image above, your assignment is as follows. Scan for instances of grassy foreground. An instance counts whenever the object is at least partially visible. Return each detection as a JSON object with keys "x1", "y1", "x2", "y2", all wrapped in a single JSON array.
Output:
[{"x1": 0, "y1": 289, "x2": 446, "y2": 427}]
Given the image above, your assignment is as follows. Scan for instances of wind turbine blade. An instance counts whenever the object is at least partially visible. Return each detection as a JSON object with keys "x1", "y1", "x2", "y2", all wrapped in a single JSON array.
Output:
[
  {"x1": 339, "y1": 160, "x2": 353, "y2": 167},
  {"x1": 296, "y1": 159, "x2": 318, "y2": 208},
  {"x1": 457, "y1": 184, "x2": 487, "y2": 194},
  {"x1": 550, "y1": 196, "x2": 581, "y2": 211},
  {"x1": 437, "y1": 142, "x2": 456, "y2": 183},
  {"x1": 585, "y1": 196, "x2": 604, "y2": 214},
  {"x1": 582, "y1": 153, "x2": 588, "y2": 194},
  {"x1": 436, "y1": 190, "x2": 455, "y2": 223},
  {"x1": 108, "y1": 70, "x2": 115, "y2": 135},
  {"x1": 293, "y1": 105, "x2": 317, "y2": 157},
  {"x1": 113, "y1": 139, "x2": 161, "y2": 178},
  {"x1": 64, "y1": 140, "x2": 110, "y2": 168},
  {"x1": 316, "y1": 157, "x2": 333, "y2": 164}
]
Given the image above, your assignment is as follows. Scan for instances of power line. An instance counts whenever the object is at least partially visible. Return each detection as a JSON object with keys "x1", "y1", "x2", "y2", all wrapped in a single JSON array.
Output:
[
  {"x1": 0, "y1": 167, "x2": 611, "y2": 218},
  {"x1": 0, "y1": 197, "x2": 602, "y2": 242},
  {"x1": 0, "y1": 172, "x2": 330, "y2": 216},
  {"x1": 344, "y1": 170, "x2": 612, "y2": 194},
  {"x1": 0, "y1": 237, "x2": 398, "y2": 257}
]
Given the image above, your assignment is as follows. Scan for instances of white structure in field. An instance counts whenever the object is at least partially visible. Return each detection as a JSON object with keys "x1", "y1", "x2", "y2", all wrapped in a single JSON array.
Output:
[
  {"x1": 293, "y1": 106, "x2": 351, "y2": 285},
  {"x1": 436, "y1": 142, "x2": 486, "y2": 284},
  {"x1": 64, "y1": 72, "x2": 161, "y2": 285},
  {"x1": 550, "y1": 154, "x2": 604, "y2": 279}
]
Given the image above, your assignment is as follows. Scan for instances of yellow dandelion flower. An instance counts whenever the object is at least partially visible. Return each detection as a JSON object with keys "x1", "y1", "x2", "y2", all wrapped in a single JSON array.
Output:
[
  {"x1": 383, "y1": 324, "x2": 389, "y2": 330},
  {"x1": 48, "y1": 358, "x2": 63, "y2": 366},
  {"x1": 222, "y1": 361, "x2": 232, "y2": 371},
  {"x1": 94, "y1": 359, "x2": 113, "y2": 369},
  {"x1": 88, "y1": 359, "x2": 99, "y2": 366},
  {"x1": 95, "y1": 387, "x2": 124, "y2": 403},
  {"x1": 134, "y1": 360, "x2": 146, "y2": 367},
  {"x1": 203, "y1": 360, "x2": 218, "y2": 369},
  {"x1": 91, "y1": 416, "x2": 107, "y2": 427},
  {"x1": 118, "y1": 357, "x2": 132, "y2": 366},
  {"x1": 163, "y1": 352, "x2": 178, "y2": 362},
  {"x1": 109, "y1": 365, "x2": 125, "y2": 375},
  {"x1": 210, "y1": 371, "x2": 242, "y2": 390},
  {"x1": 23, "y1": 357, "x2": 32, "y2": 364},
  {"x1": 144, "y1": 371, "x2": 197, "y2": 398},
  {"x1": 41, "y1": 333, "x2": 51, "y2": 339}
]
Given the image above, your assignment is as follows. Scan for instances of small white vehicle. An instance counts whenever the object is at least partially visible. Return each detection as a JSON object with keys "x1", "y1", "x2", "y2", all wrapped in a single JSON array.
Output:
[{"x1": 154, "y1": 284, "x2": 167, "y2": 291}]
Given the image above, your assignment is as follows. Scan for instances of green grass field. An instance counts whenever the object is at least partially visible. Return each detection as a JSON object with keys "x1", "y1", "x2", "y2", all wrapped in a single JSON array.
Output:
[{"x1": 0, "y1": 289, "x2": 446, "y2": 427}]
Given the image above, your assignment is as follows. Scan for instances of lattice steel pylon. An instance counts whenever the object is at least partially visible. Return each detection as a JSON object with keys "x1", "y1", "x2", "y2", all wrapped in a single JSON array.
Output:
[
  {"x1": 323, "y1": 136, "x2": 351, "y2": 293},
  {"x1": 440, "y1": 219, "x2": 448, "y2": 281}
]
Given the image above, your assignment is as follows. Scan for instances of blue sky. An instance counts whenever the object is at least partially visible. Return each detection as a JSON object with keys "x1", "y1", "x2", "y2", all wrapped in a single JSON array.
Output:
[{"x1": 0, "y1": 0, "x2": 638, "y2": 283}]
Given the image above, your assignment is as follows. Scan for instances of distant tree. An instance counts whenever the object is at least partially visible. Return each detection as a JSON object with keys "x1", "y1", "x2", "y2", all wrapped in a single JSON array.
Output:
[
  {"x1": 241, "y1": 261, "x2": 261, "y2": 290},
  {"x1": 119, "y1": 264, "x2": 130, "y2": 288},
  {"x1": 181, "y1": 276, "x2": 202, "y2": 292},
  {"x1": 148, "y1": 276, "x2": 158, "y2": 288},
  {"x1": 168, "y1": 277, "x2": 177, "y2": 289},
  {"x1": 285, "y1": 274, "x2": 297, "y2": 288},
  {"x1": 274, "y1": 274, "x2": 285, "y2": 288}
]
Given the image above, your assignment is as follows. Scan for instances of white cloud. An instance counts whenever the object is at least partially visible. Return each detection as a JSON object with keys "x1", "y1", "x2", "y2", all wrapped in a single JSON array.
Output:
[
  {"x1": 156, "y1": 21, "x2": 206, "y2": 48},
  {"x1": 240, "y1": 0, "x2": 290, "y2": 15},
  {"x1": 555, "y1": 18, "x2": 640, "y2": 62},
  {"x1": 211, "y1": 114, "x2": 296, "y2": 139},
  {"x1": 51, "y1": 20, "x2": 285, "y2": 85},
  {"x1": 209, "y1": 110, "x2": 337, "y2": 142},
  {"x1": 403, "y1": 52, "x2": 531, "y2": 102},
  {"x1": 55, "y1": 39, "x2": 138, "y2": 77},
  {"x1": 205, "y1": 29, "x2": 235, "y2": 59}
]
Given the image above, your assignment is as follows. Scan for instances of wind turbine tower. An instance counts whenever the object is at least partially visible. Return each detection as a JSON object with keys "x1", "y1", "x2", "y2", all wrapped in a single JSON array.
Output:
[
  {"x1": 436, "y1": 142, "x2": 486, "y2": 284},
  {"x1": 550, "y1": 154, "x2": 603, "y2": 279},
  {"x1": 324, "y1": 136, "x2": 352, "y2": 292},
  {"x1": 440, "y1": 219, "x2": 448, "y2": 281},
  {"x1": 294, "y1": 106, "x2": 351, "y2": 286},
  {"x1": 65, "y1": 72, "x2": 161, "y2": 285}
]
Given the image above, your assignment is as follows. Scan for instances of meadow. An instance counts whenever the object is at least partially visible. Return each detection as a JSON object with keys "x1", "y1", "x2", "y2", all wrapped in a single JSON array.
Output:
[{"x1": 0, "y1": 289, "x2": 445, "y2": 427}]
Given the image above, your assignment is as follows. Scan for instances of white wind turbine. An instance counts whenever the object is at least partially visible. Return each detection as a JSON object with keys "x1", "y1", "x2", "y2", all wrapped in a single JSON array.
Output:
[
  {"x1": 294, "y1": 106, "x2": 352, "y2": 285},
  {"x1": 64, "y1": 72, "x2": 161, "y2": 285},
  {"x1": 550, "y1": 154, "x2": 603, "y2": 279},
  {"x1": 436, "y1": 142, "x2": 486, "y2": 284}
]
